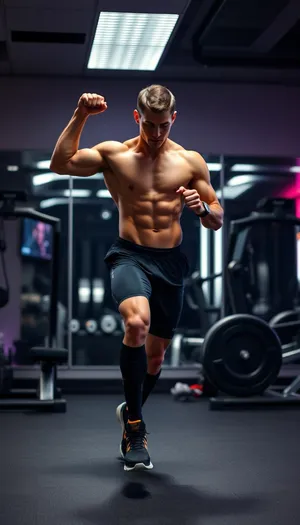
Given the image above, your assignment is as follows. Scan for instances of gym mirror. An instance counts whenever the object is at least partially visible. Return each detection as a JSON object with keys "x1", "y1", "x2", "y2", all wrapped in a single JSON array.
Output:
[
  {"x1": 0, "y1": 150, "x2": 68, "y2": 366},
  {"x1": 223, "y1": 155, "x2": 300, "y2": 320}
]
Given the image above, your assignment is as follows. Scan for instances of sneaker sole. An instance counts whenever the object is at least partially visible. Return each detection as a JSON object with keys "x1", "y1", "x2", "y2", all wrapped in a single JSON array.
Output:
[
  {"x1": 120, "y1": 441, "x2": 154, "y2": 470},
  {"x1": 124, "y1": 461, "x2": 154, "y2": 472},
  {"x1": 119, "y1": 442, "x2": 125, "y2": 459},
  {"x1": 117, "y1": 403, "x2": 154, "y2": 470},
  {"x1": 116, "y1": 403, "x2": 127, "y2": 459},
  {"x1": 116, "y1": 402, "x2": 126, "y2": 431}
]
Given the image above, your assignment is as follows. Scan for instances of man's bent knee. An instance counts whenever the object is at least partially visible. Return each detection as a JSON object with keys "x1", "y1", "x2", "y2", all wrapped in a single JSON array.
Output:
[
  {"x1": 147, "y1": 355, "x2": 164, "y2": 375},
  {"x1": 119, "y1": 296, "x2": 150, "y2": 347},
  {"x1": 124, "y1": 314, "x2": 150, "y2": 347}
]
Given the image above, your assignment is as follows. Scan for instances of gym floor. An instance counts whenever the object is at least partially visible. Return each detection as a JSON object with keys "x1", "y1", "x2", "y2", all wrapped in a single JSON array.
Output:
[{"x1": 1, "y1": 394, "x2": 299, "y2": 525}]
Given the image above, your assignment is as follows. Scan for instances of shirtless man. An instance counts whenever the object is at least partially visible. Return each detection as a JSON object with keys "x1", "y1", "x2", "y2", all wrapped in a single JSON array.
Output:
[{"x1": 50, "y1": 85, "x2": 223, "y2": 472}]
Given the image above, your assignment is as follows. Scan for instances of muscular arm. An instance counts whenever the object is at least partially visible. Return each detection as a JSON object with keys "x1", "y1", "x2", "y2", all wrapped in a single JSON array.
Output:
[
  {"x1": 50, "y1": 107, "x2": 123, "y2": 176},
  {"x1": 189, "y1": 152, "x2": 223, "y2": 230},
  {"x1": 50, "y1": 141, "x2": 122, "y2": 177}
]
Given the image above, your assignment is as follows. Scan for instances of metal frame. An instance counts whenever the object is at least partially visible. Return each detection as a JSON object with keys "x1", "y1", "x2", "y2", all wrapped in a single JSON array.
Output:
[
  {"x1": 171, "y1": 332, "x2": 300, "y2": 405},
  {"x1": 209, "y1": 343, "x2": 300, "y2": 409},
  {"x1": 0, "y1": 200, "x2": 67, "y2": 411},
  {"x1": 68, "y1": 175, "x2": 73, "y2": 368},
  {"x1": 0, "y1": 204, "x2": 61, "y2": 347}
]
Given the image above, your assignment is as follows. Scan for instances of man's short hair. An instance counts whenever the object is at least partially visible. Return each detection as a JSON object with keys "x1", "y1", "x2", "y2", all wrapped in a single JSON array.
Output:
[{"x1": 137, "y1": 85, "x2": 176, "y2": 115}]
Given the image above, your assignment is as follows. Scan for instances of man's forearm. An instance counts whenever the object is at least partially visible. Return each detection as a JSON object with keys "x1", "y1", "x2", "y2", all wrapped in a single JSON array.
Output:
[
  {"x1": 50, "y1": 109, "x2": 89, "y2": 168},
  {"x1": 201, "y1": 203, "x2": 223, "y2": 230}
]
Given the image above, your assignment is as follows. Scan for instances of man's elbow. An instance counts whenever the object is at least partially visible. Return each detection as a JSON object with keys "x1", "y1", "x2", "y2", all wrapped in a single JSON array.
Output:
[
  {"x1": 213, "y1": 218, "x2": 223, "y2": 231},
  {"x1": 201, "y1": 217, "x2": 223, "y2": 230},
  {"x1": 50, "y1": 161, "x2": 67, "y2": 175}
]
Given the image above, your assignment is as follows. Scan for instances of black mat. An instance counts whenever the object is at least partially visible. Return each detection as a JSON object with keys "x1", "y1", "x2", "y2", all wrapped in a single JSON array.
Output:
[{"x1": 0, "y1": 394, "x2": 299, "y2": 525}]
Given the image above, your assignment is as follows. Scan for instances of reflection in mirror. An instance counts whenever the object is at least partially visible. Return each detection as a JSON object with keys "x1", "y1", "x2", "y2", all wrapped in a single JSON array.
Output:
[
  {"x1": 223, "y1": 155, "x2": 300, "y2": 322},
  {"x1": 69, "y1": 154, "x2": 224, "y2": 368},
  {"x1": 0, "y1": 150, "x2": 68, "y2": 366},
  {"x1": 67, "y1": 171, "x2": 120, "y2": 367}
]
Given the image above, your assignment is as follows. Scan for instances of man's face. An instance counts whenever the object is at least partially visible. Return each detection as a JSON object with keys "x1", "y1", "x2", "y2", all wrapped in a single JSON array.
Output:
[
  {"x1": 34, "y1": 222, "x2": 46, "y2": 244},
  {"x1": 134, "y1": 108, "x2": 176, "y2": 149}
]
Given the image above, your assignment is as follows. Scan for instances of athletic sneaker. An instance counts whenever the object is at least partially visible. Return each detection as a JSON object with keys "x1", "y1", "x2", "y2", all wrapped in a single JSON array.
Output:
[
  {"x1": 123, "y1": 419, "x2": 153, "y2": 472},
  {"x1": 116, "y1": 402, "x2": 128, "y2": 458}
]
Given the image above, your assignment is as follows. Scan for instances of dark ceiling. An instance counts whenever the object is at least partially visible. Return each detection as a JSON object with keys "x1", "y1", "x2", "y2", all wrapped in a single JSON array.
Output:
[
  {"x1": 1, "y1": 0, "x2": 300, "y2": 218},
  {"x1": 0, "y1": 0, "x2": 300, "y2": 84}
]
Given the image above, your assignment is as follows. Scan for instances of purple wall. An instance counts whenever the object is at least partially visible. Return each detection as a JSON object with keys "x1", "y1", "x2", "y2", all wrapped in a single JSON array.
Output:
[
  {"x1": 1, "y1": 77, "x2": 300, "y2": 156},
  {"x1": 0, "y1": 220, "x2": 21, "y2": 356}
]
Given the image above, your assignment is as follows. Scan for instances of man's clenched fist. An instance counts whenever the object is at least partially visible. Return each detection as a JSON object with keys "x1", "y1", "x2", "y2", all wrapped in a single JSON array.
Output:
[{"x1": 77, "y1": 93, "x2": 107, "y2": 116}]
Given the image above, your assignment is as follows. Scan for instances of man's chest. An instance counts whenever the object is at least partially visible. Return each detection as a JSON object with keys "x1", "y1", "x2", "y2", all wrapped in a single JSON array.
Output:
[{"x1": 111, "y1": 153, "x2": 192, "y2": 193}]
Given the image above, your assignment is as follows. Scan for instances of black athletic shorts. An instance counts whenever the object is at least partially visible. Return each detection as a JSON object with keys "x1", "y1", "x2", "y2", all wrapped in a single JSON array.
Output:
[{"x1": 104, "y1": 237, "x2": 190, "y2": 339}]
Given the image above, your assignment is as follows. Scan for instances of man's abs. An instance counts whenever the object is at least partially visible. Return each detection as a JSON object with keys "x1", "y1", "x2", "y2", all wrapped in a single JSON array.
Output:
[
  {"x1": 102, "y1": 141, "x2": 192, "y2": 247},
  {"x1": 119, "y1": 194, "x2": 183, "y2": 247},
  {"x1": 120, "y1": 219, "x2": 183, "y2": 248}
]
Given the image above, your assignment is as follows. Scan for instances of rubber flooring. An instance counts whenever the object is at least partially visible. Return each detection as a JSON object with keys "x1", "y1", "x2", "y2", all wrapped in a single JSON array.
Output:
[{"x1": 0, "y1": 394, "x2": 299, "y2": 525}]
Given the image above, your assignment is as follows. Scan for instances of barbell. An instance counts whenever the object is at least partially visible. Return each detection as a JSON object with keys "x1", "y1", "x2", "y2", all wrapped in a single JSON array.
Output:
[{"x1": 202, "y1": 314, "x2": 283, "y2": 397}]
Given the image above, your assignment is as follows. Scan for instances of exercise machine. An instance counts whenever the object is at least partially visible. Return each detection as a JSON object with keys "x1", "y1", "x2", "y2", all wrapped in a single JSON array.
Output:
[
  {"x1": 170, "y1": 198, "x2": 300, "y2": 407},
  {"x1": 172, "y1": 311, "x2": 300, "y2": 408},
  {"x1": 202, "y1": 313, "x2": 300, "y2": 409},
  {"x1": 0, "y1": 191, "x2": 68, "y2": 412},
  {"x1": 227, "y1": 198, "x2": 300, "y2": 320},
  {"x1": 170, "y1": 271, "x2": 221, "y2": 366}
]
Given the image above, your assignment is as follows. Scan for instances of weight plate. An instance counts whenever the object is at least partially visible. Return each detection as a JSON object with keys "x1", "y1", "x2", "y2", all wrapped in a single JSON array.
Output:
[
  {"x1": 269, "y1": 310, "x2": 299, "y2": 327},
  {"x1": 202, "y1": 314, "x2": 282, "y2": 397},
  {"x1": 100, "y1": 314, "x2": 117, "y2": 334},
  {"x1": 85, "y1": 319, "x2": 97, "y2": 334},
  {"x1": 70, "y1": 319, "x2": 80, "y2": 333}
]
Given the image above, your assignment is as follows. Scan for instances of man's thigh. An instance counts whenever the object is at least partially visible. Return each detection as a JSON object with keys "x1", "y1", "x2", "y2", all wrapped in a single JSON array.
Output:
[
  {"x1": 110, "y1": 263, "x2": 152, "y2": 306},
  {"x1": 149, "y1": 279, "x2": 184, "y2": 340}
]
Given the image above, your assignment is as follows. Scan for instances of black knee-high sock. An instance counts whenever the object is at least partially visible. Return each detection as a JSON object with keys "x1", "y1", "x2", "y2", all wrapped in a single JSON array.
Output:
[
  {"x1": 120, "y1": 343, "x2": 147, "y2": 421},
  {"x1": 142, "y1": 370, "x2": 161, "y2": 406}
]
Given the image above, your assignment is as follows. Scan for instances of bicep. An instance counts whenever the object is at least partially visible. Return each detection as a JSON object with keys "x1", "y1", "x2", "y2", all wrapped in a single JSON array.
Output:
[{"x1": 65, "y1": 147, "x2": 108, "y2": 177}]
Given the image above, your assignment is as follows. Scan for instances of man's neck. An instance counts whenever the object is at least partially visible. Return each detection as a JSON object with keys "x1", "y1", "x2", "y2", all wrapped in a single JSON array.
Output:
[{"x1": 135, "y1": 137, "x2": 169, "y2": 159}]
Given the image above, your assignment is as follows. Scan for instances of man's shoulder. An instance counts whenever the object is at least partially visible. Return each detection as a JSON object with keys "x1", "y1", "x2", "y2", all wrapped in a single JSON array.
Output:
[
  {"x1": 177, "y1": 148, "x2": 206, "y2": 165},
  {"x1": 94, "y1": 140, "x2": 129, "y2": 154},
  {"x1": 178, "y1": 149, "x2": 209, "y2": 180},
  {"x1": 123, "y1": 136, "x2": 139, "y2": 149},
  {"x1": 168, "y1": 141, "x2": 204, "y2": 159}
]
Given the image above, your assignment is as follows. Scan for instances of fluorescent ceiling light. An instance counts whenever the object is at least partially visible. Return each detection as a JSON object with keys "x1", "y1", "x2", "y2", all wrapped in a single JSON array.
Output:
[
  {"x1": 40, "y1": 198, "x2": 69, "y2": 209},
  {"x1": 36, "y1": 160, "x2": 105, "y2": 178},
  {"x1": 87, "y1": 12, "x2": 179, "y2": 71},
  {"x1": 96, "y1": 189, "x2": 111, "y2": 198},
  {"x1": 33, "y1": 173, "x2": 66, "y2": 185},
  {"x1": 7, "y1": 165, "x2": 19, "y2": 172},
  {"x1": 230, "y1": 163, "x2": 299, "y2": 174},
  {"x1": 216, "y1": 184, "x2": 252, "y2": 199},
  {"x1": 228, "y1": 175, "x2": 261, "y2": 186},
  {"x1": 63, "y1": 189, "x2": 91, "y2": 197},
  {"x1": 33, "y1": 173, "x2": 103, "y2": 186},
  {"x1": 228, "y1": 174, "x2": 290, "y2": 187},
  {"x1": 36, "y1": 160, "x2": 51, "y2": 169},
  {"x1": 231, "y1": 164, "x2": 260, "y2": 172},
  {"x1": 207, "y1": 163, "x2": 221, "y2": 171}
]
